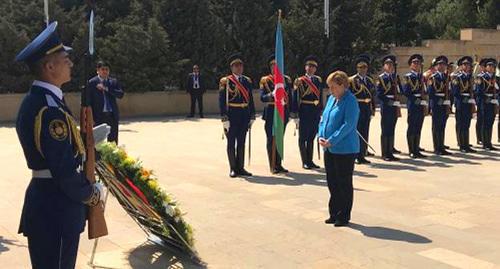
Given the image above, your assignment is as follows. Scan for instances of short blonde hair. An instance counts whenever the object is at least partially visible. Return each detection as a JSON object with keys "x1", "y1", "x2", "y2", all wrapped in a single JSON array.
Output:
[{"x1": 326, "y1": 71, "x2": 349, "y2": 88}]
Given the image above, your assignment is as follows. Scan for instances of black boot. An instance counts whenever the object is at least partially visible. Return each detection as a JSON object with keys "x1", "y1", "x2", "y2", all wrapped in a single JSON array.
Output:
[
  {"x1": 464, "y1": 132, "x2": 476, "y2": 153},
  {"x1": 307, "y1": 141, "x2": 320, "y2": 168},
  {"x1": 266, "y1": 143, "x2": 279, "y2": 174},
  {"x1": 440, "y1": 131, "x2": 452, "y2": 155},
  {"x1": 227, "y1": 147, "x2": 238, "y2": 177},
  {"x1": 386, "y1": 136, "x2": 400, "y2": 161},
  {"x1": 237, "y1": 146, "x2": 252, "y2": 176},
  {"x1": 407, "y1": 134, "x2": 417, "y2": 158},
  {"x1": 415, "y1": 135, "x2": 427, "y2": 158},
  {"x1": 433, "y1": 132, "x2": 441, "y2": 155},
  {"x1": 381, "y1": 136, "x2": 389, "y2": 161},
  {"x1": 458, "y1": 131, "x2": 467, "y2": 153},
  {"x1": 299, "y1": 141, "x2": 310, "y2": 169},
  {"x1": 476, "y1": 126, "x2": 483, "y2": 145},
  {"x1": 484, "y1": 129, "x2": 497, "y2": 150}
]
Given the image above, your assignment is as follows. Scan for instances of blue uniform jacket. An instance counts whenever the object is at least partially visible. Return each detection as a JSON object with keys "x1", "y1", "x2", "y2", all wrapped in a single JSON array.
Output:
[
  {"x1": 402, "y1": 71, "x2": 426, "y2": 111},
  {"x1": 16, "y1": 83, "x2": 93, "y2": 236},
  {"x1": 259, "y1": 74, "x2": 293, "y2": 122},
  {"x1": 318, "y1": 91, "x2": 360, "y2": 154},
  {"x1": 218, "y1": 75, "x2": 256, "y2": 124}
]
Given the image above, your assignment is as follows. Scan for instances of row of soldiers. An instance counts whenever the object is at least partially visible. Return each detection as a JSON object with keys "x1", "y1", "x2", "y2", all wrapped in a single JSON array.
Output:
[{"x1": 218, "y1": 53, "x2": 499, "y2": 177}]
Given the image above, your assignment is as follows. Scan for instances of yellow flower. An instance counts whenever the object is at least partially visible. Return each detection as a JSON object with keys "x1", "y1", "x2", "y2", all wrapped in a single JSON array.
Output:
[{"x1": 147, "y1": 180, "x2": 159, "y2": 191}]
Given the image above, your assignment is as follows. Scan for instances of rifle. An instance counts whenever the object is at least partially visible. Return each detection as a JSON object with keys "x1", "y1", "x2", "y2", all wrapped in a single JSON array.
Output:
[
  {"x1": 420, "y1": 72, "x2": 430, "y2": 116},
  {"x1": 444, "y1": 73, "x2": 452, "y2": 115},
  {"x1": 394, "y1": 74, "x2": 402, "y2": 118},
  {"x1": 467, "y1": 74, "x2": 477, "y2": 115},
  {"x1": 81, "y1": 0, "x2": 108, "y2": 239}
]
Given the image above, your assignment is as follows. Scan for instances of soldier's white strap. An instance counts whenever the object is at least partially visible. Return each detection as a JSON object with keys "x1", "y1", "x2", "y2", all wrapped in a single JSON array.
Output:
[{"x1": 32, "y1": 169, "x2": 52, "y2": 178}]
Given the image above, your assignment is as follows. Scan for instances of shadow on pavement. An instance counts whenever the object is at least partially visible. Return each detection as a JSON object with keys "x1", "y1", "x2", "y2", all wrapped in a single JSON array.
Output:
[
  {"x1": 399, "y1": 158, "x2": 452, "y2": 168},
  {"x1": 370, "y1": 162, "x2": 426, "y2": 172},
  {"x1": 0, "y1": 236, "x2": 26, "y2": 254},
  {"x1": 347, "y1": 223, "x2": 432, "y2": 244},
  {"x1": 244, "y1": 172, "x2": 326, "y2": 187},
  {"x1": 128, "y1": 242, "x2": 205, "y2": 269}
]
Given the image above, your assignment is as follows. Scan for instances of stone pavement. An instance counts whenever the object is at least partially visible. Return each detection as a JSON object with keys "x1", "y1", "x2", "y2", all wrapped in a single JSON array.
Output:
[{"x1": 1, "y1": 110, "x2": 499, "y2": 268}]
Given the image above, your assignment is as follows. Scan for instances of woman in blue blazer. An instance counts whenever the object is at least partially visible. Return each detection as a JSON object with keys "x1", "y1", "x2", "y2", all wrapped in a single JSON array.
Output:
[{"x1": 318, "y1": 71, "x2": 360, "y2": 227}]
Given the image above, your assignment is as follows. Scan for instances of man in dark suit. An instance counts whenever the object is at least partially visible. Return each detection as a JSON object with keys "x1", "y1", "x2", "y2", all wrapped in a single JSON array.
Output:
[
  {"x1": 88, "y1": 61, "x2": 124, "y2": 143},
  {"x1": 187, "y1": 64, "x2": 205, "y2": 118}
]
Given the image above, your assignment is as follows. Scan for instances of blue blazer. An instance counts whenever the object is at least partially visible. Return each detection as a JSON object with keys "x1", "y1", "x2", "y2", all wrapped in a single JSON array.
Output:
[
  {"x1": 88, "y1": 76, "x2": 124, "y2": 122},
  {"x1": 318, "y1": 90, "x2": 360, "y2": 154}
]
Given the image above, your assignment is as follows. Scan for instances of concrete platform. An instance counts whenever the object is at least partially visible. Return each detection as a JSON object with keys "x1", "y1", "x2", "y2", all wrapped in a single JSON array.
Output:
[{"x1": 1, "y1": 110, "x2": 499, "y2": 268}]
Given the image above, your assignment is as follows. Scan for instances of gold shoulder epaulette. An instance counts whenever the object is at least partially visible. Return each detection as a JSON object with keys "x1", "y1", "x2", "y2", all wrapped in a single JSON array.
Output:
[
  {"x1": 314, "y1": 75, "x2": 323, "y2": 83},
  {"x1": 284, "y1": 75, "x2": 292, "y2": 84},
  {"x1": 259, "y1": 76, "x2": 270, "y2": 89},
  {"x1": 243, "y1": 75, "x2": 252, "y2": 83},
  {"x1": 219, "y1": 76, "x2": 228, "y2": 91}
]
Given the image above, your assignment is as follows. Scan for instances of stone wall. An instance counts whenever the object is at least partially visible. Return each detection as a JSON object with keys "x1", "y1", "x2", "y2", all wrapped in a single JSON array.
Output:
[
  {"x1": 391, "y1": 28, "x2": 500, "y2": 69},
  {"x1": 0, "y1": 90, "x2": 270, "y2": 123}
]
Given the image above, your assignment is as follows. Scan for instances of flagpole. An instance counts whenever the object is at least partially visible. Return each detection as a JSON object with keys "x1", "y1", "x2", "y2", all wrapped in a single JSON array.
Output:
[
  {"x1": 271, "y1": 9, "x2": 282, "y2": 172},
  {"x1": 44, "y1": 0, "x2": 49, "y2": 26}
]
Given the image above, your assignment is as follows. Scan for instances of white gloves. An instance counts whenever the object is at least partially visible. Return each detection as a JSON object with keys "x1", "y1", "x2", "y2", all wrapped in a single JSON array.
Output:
[
  {"x1": 443, "y1": 100, "x2": 451, "y2": 106},
  {"x1": 420, "y1": 100, "x2": 428, "y2": 106},
  {"x1": 223, "y1": 120, "x2": 230, "y2": 131},
  {"x1": 294, "y1": 118, "x2": 300, "y2": 128},
  {"x1": 93, "y1": 124, "x2": 111, "y2": 145},
  {"x1": 94, "y1": 182, "x2": 106, "y2": 203},
  {"x1": 468, "y1": 99, "x2": 476, "y2": 104}
]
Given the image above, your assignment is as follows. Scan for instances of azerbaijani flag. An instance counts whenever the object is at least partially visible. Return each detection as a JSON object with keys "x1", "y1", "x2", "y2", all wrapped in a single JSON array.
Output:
[{"x1": 273, "y1": 15, "x2": 286, "y2": 160}]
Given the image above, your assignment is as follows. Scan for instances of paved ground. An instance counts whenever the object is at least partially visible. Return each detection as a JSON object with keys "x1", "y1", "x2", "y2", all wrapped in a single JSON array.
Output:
[{"x1": 1, "y1": 110, "x2": 500, "y2": 269}]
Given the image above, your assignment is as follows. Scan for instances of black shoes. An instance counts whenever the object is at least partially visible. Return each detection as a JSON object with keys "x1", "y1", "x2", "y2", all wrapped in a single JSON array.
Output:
[
  {"x1": 356, "y1": 157, "x2": 371, "y2": 164},
  {"x1": 239, "y1": 169, "x2": 253, "y2": 177},
  {"x1": 187, "y1": 114, "x2": 194, "y2": 118},
  {"x1": 309, "y1": 162, "x2": 320, "y2": 169},
  {"x1": 324, "y1": 218, "x2": 336, "y2": 224},
  {"x1": 334, "y1": 220, "x2": 349, "y2": 227},
  {"x1": 229, "y1": 170, "x2": 237, "y2": 178}
]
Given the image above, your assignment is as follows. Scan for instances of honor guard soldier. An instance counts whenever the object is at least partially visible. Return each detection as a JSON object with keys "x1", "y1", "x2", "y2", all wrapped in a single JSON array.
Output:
[
  {"x1": 474, "y1": 58, "x2": 499, "y2": 150},
  {"x1": 349, "y1": 54, "x2": 376, "y2": 164},
  {"x1": 219, "y1": 53, "x2": 256, "y2": 177},
  {"x1": 292, "y1": 55, "x2": 324, "y2": 169},
  {"x1": 376, "y1": 55, "x2": 402, "y2": 161},
  {"x1": 497, "y1": 61, "x2": 500, "y2": 143},
  {"x1": 475, "y1": 58, "x2": 488, "y2": 145},
  {"x1": 402, "y1": 54, "x2": 428, "y2": 159},
  {"x1": 428, "y1": 55, "x2": 453, "y2": 155},
  {"x1": 260, "y1": 55, "x2": 293, "y2": 173},
  {"x1": 452, "y1": 56, "x2": 477, "y2": 153},
  {"x1": 15, "y1": 22, "x2": 104, "y2": 269}
]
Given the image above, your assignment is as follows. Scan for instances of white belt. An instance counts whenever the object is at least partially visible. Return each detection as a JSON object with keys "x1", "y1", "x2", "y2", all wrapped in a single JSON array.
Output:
[
  {"x1": 413, "y1": 94, "x2": 421, "y2": 97},
  {"x1": 485, "y1": 94, "x2": 493, "y2": 97},
  {"x1": 32, "y1": 169, "x2": 52, "y2": 178},
  {"x1": 461, "y1": 93, "x2": 470, "y2": 96},
  {"x1": 386, "y1": 95, "x2": 394, "y2": 99},
  {"x1": 435, "y1": 93, "x2": 445, "y2": 97}
]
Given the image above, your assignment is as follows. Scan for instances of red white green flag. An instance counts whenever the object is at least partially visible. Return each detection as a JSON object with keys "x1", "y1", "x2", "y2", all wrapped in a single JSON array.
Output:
[{"x1": 273, "y1": 14, "x2": 286, "y2": 160}]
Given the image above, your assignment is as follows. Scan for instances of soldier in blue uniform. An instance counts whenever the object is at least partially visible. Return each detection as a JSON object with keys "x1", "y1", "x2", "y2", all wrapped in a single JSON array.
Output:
[
  {"x1": 376, "y1": 55, "x2": 402, "y2": 161},
  {"x1": 497, "y1": 61, "x2": 500, "y2": 143},
  {"x1": 452, "y1": 56, "x2": 477, "y2": 153},
  {"x1": 260, "y1": 55, "x2": 293, "y2": 173},
  {"x1": 475, "y1": 59, "x2": 488, "y2": 145},
  {"x1": 292, "y1": 55, "x2": 324, "y2": 169},
  {"x1": 428, "y1": 55, "x2": 453, "y2": 155},
  {"x1": 402, "y1": 54, "x2": 428, "y2": 159},
  {"x1": 349, "y1": 54, "x2": 376, "y2": 164},
  {"x1": 14, "y1": 22, "x2": 104, "y2": 269},
  {"x1": 474, "y1": 58, "x2": 498, "y2": 150},
  {"x1": 219, "y1": 53, "x2": 256, "y2": 177}
]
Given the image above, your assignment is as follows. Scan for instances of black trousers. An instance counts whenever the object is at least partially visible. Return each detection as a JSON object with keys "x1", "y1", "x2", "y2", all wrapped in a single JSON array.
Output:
[
  {"x1": 96, "y1": 112, "x2": 119, "y2": 144},
  {"x1": 324, "y1": 151, "x2": 355, "y2": 221},
  {"x1": 28, "y1": 232, "x2": 80, "y2": 269},
  {"x1": 189, "y1": 92, "x2": 204, "y2": 116}
]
